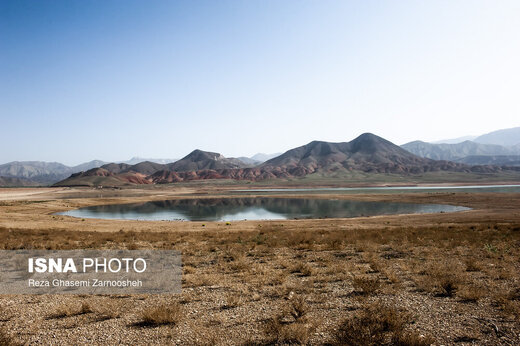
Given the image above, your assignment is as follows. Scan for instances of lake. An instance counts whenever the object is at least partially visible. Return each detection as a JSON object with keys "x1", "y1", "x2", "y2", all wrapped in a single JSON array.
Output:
[{"x1": 58, "y1": 197, "x2": 470, "y2": 221}]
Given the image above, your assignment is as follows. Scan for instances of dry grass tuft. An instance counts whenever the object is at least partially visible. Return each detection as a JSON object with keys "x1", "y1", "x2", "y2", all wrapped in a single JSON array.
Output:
[
  {"x1": 432, "y1": 274, "x2": 458, "y2": 297},
  {"x1": 392, "y1": 331, "x2": 435, "y2": 346},
  {"x1": 92, "y1": 300, "x2": 123, "y2": 321},
  {"x1": 457, "y1": 285, "x2": 487, "y2": 303},
  {"x1": 494, "y1": 288, "x2": 520, "y2": 319},
  {"x1": 263, "y1": 315, "x2": 312, "y2": 345},
  {"x1": 48, "y1": 301, "x2": 93, "y2": 319},
  {"x1": 260, "y1": 296, "x2": 313, "y2": 344},
  {"x1": 332, "y1": 302, "x2": 424, "y2": 346},
  {"x1": 464, "y1": 258, "x2": 482, "y2": 272},
  {"x1": 79, "y1": 302, "x2": 93, "y2": 314},
  {"x1": 352, "y1": 276, "x2": 381, "y2": 296},
  {"x1": 138, "y1": 301, "x2": 183, "y2": 327},
  {"x1": 416, "y1": 262, "x2": 464, "y2": 297},
  {"x1": 290, "y1": 262, "x2": 314, "y2": 277},
  {"x1": 286, "y1": 296, "x2": 308, "y2": 322},
  {"x1": 221, "y1": 293, "x2": 243, "y2": 310}
]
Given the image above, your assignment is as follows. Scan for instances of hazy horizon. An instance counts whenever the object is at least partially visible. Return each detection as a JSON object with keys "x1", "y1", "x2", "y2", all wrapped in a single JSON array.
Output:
[
  {"x1": 2, "y1": 1, "x2": 519, "y2": 166},
  {"x1": 0, "y1": 128, "x2": 519, "y2": 167}
]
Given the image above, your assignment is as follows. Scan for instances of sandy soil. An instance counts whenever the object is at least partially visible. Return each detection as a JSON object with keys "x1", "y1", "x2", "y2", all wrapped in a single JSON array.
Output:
[
  {"x1": 0, "y1": 186, "x2": 519, "y2": 345},
  {"x1": 0, "y1": 188, "x2": 65, "y2": 201}
]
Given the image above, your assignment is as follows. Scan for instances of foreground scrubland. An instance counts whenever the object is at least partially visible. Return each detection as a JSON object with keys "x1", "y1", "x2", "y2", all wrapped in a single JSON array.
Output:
[{"x1": 0, "y1": 188, "x2": 518, "y2": 345}]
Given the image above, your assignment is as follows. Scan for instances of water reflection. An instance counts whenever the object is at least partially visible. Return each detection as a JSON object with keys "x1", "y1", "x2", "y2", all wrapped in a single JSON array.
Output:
[{"x1": 59, "y1": 198, "x2": 469, "y2": 221}]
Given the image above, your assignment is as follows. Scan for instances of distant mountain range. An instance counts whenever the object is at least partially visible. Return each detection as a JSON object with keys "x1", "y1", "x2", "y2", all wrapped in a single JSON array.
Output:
[
  {"x1": 432, "y1": 127, "x2": 520, "y2": 146},
  {"x1": 432, "y1": 136, "x2": 477, "y2": 144},
  {"x1": 250, "y1": 153, "x2": 281, "y2": 162},
  {"x1": 53, "y1": 133, "x2": 517, "y2": 187},
  {"x1": 0, "y1": 153, "x2": 274, "y2": 186},
  {"x1": 474, "y1": 127, "x2": 520, "y2": 146},
  {"x1": 2, "y1": 127, "x2": 519, "y2": 187},
  {"x1": 0, "y1": 160, "x2": 106, "y2": 186},
  {"x1": 121, "y1": 157, "x2": 178, "y2": 165},
  {"x1": 402, "y1": 127, "x2": 520, "y2": 166},
  {"x1": 401, "y1": 141, "x2": 520, "y2": 161},
  {"x1": 455, "y1": 155, "x2": 520, "y2": 166}
]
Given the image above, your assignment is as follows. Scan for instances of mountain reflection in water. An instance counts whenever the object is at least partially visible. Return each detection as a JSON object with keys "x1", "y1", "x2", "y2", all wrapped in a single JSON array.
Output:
[{"x1": 59, "y1": 198, "x2": 469, "y2": 221}]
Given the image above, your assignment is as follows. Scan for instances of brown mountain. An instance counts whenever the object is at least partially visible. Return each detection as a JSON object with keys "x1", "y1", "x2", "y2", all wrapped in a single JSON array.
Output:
[
  {"x1": 53, "y1": 150, "x2": 249, "y2": 186},
  {"x1": 167, "y1": 150, "x2": 249, "y2": 172},
  {"x1": 120, "y1": 161, "x2": 167, "y2": 175},
  {"x1": 54, "y1": 133, "x2": 519, "y2": 187},
  {"x1": 54, "y1": 166, "x2": 136, "y2": 187},
  {"x1": 261, "y1": 133, "x2": 470, "y2": 175},
  {"x1": 100, "y1": 163, "x2": 131, "y2": 174}
]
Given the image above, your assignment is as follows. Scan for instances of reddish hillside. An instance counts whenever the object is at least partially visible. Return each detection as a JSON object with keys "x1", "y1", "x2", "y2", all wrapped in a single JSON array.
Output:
[
  {"x1": 168, "y1": 150, "x2": 250, "y2": 172},
  {"x1": 54, "y1": 133, "x2": 519, "y2": 187}
]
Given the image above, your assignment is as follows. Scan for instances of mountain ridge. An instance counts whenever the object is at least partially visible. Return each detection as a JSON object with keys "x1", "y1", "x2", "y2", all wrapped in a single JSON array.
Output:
[
  {"x1": 401, "y1": 140, "x2": 519, "y2": 161},
  {"x1": 54, "y1": 133, "x2": 519, "y2": 187},
  {"x1": 167, "y1": 150, "x2": 251, "y2": 172},
  {"x1": 474, "y1": 127, "x2": 520, "y2": 146},
  {"x1": 0, "y1": 161, "x2": 99, "y2": 184}
]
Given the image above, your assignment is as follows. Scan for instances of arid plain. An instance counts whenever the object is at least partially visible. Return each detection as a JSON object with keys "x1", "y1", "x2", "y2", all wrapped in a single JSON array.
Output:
[{"x1": 0, "y1": 185, "x2": 519, "y2": 345}]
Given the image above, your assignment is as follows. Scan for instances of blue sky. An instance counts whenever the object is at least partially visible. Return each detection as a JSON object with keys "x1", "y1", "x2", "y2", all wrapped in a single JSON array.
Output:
[{"x1": 1, "y1": 0, "x2": 519, "y2": 165}]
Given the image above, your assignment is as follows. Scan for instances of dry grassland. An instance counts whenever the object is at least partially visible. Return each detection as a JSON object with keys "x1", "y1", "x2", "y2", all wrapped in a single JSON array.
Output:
[{"x1": 0, "y1": 188, "x2": 518, "y2": 345}]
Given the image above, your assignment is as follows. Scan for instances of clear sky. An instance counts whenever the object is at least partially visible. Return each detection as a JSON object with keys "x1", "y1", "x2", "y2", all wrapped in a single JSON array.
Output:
[{"x1": 1, "y1": 0, "x2": 519, "y2": 165}]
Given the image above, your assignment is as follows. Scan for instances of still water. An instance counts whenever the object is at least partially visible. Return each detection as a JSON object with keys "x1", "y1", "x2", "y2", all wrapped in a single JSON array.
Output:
[{"x1": 59, "y1": 198, "x2": 470, "y2": 221}]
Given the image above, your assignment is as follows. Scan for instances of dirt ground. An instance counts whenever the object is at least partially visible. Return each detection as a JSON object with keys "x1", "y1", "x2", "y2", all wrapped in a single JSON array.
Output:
[{"x1": 0, "y1": 186, "x2": 519, "y2": 345}]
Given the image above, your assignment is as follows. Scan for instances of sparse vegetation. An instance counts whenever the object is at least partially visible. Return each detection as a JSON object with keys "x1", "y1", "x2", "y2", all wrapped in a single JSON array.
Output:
[
  {"x1": 352, "y1": 276, "x2": 381, "y2": 296},
  {"x1": 138, "y1": 301, "x2": 183, "y2": 326},
  {"x1": 263, "y1": 316, "x2": 312, "y2": 345},
  {"x1": 48, "y1": 301, "x2": 93, "y2": 319},
  {"x1": 92, "y1": 299, "x2": 123, "y2": 321},
  {"x1": 332, "y1": 302, "x2": 415, "y2": 346},
  {"x1": 221, "y1": 293, "x2": 243, "y2": 310},
  {"x1": 285, "y1": 296, "x2": 308, "y2": 322},
  {"x1": 290, "y1": 262, "x2": 314, "y2": 277},
  {"x1": 262, "y1": 297, "x2": 313, "y2": 344},
  {"x1": 0, "y1": 190, "x2": 519, "y2": 343},
  {"x1": 494, "y1": 288, "x2": 520, "y2": 319},
  {"x1": 464, "y1": 258, "x2": 482, "y2": 272},
  {"x1": 414, "y1": 261, "x2": 465, "y2": 297},
  {"x1": 457, "y1": 285, "x2": 486, "y2": 303}
]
